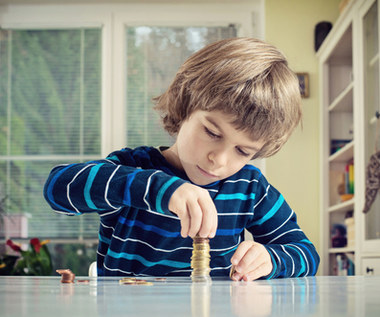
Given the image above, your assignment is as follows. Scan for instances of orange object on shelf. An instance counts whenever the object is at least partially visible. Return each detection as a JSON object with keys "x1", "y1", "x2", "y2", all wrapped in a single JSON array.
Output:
[{"x1": 340, "y1": 194, "x2": 354, "y2": 202}]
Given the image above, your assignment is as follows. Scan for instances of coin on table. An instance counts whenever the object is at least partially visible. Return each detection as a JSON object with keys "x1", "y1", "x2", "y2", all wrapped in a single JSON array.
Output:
[{"x1": 229, "y1": 265, "x2": 236, "y2": 279}]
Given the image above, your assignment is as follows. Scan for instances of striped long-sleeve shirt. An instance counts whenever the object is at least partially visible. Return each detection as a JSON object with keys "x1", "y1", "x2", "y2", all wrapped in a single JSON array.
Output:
[{"x1": 43, "y1": 146, "x2": 319, "y2": 278}]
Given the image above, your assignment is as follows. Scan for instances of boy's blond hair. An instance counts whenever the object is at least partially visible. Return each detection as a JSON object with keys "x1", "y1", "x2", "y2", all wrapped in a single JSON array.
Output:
[{"x1": 154, "y1": 37, "x2": 302, "y2": 158}]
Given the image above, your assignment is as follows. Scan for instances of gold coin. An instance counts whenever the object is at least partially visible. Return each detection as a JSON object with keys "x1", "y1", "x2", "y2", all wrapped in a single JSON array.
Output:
[
  {"x1": 135, "y1": 280, "x2": 153, "y2": 286},
  {"x1": 229, "y1": 265, "x2": 236, "y2": 279}
]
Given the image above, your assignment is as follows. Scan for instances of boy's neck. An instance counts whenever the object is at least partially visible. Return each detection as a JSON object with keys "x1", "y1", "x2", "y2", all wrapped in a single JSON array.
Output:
[{"x1": 161, "y1": 145, "x2": 183, "y2": 171}]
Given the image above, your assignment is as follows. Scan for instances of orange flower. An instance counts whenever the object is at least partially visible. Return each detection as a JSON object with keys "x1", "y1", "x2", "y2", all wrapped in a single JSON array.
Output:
[{"x1": 40, "y1": 240, "x2": 50, "y2": 246}]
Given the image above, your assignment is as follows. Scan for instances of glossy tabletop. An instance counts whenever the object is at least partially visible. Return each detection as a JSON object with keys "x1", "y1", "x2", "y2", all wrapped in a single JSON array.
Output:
[{"x1": 0, "y1": 275, "x2": 379, "y2": 317}]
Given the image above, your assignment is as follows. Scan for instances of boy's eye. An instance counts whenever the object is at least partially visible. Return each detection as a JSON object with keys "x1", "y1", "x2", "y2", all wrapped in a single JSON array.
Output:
[
  {"x1": 236, "y1": 147, "x2": 250, "y2": 157},
  {"x1": 204, "y1": 127, "x2": 220, "y2": 139}
]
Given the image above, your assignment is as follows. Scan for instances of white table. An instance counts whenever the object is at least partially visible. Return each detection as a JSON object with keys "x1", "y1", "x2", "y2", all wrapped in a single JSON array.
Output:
[{"x1": 0, "y1": 275, "x2": 379, "y2": 316}]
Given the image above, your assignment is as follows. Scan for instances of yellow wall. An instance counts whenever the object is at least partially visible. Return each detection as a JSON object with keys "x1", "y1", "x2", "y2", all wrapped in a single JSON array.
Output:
[{"x1": 265, "y1": 0, "x2": 342, "y2": 264}]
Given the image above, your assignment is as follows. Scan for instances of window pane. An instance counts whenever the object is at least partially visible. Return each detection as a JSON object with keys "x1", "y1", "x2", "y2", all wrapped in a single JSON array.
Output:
[
  {"x1": 0, "y1": 30, "x2": 8, "y2": 156},
  {"x1": 0, "y1": 28, "x2": 101, "y2": 240},
  {"x1": 7, "y1": 29, "x2": 101, "y2": 156},
  {"x1": 125, "y1": 26, "x2": 237, "y2": 148}
]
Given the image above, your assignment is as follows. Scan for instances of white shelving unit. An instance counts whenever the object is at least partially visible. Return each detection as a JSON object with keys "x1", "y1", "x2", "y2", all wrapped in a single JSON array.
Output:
[
  {"x1": 318, "y1": 0, "x2": 380, "y2": 276},
  {"x1": 358, "y1": 0, "x2": 380, "y2": 274}
]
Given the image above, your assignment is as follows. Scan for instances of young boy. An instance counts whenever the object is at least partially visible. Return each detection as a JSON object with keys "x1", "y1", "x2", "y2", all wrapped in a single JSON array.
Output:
[{"x1": 44, "y1": 38, "x2": 319, "y2": 281}]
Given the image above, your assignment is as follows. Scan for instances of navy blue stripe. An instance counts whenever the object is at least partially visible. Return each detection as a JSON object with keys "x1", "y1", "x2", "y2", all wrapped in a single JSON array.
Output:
[{"x1": 119, "y1": 217, "x2": 181, "y2": 238}]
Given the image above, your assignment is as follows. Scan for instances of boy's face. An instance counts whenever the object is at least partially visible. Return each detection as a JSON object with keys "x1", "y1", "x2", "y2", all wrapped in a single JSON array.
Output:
[{"x1": 166, "y1": 110, "x2": 264, "y2": 186}]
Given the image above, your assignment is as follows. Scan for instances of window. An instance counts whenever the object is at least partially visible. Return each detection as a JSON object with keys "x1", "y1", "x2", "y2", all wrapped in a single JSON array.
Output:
[
  {"x1": 0, "y1": 1, "x2": 263, "y2": 274},
  {"x1": 0, "y1": 28, "x2": 102, "y2": 240}
]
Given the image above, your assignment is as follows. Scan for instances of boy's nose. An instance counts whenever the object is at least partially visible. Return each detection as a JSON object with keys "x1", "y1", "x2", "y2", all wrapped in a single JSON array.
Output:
[{"x1": 208, "y1": 149, "x2": 228, "y2": 167}]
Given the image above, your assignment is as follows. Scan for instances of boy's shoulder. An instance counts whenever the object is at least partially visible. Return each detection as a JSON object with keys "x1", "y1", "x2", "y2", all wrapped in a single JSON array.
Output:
[
  {"x1": 109, "y1": 145, "x2": 158, "y2": 156},
  {"x1": 230, "y1": 163, "x2": 263, "y2": 181},
  {"x1": 106, "y1": 146, "x2": 184, "y2": 177},
  {"x1": 107, "y1": 146, "x2": 163, "y2": 166},
  {"x1": 217, "y1": 163, "x2": 268, "y2": 190}
]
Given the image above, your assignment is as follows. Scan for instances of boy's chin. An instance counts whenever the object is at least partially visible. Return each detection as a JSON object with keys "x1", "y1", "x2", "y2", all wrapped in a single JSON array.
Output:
[{"x1": 187, "y1": 175, "x2": 221, "y2": 186}]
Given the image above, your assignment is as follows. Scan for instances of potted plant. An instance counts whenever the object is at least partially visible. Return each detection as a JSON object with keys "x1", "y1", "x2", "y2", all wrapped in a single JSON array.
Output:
[{"x1": 0, "y1": 238, "x2": 52, "y2": 275}]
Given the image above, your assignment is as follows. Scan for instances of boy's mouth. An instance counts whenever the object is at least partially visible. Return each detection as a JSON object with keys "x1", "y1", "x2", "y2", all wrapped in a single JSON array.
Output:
[{"x1": 197, "y1": 166, "x2": 218, "y2": 178}]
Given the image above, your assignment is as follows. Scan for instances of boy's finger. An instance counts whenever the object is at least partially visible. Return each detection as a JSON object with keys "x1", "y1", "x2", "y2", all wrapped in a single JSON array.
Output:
[
  {"x1": 198, "y1": 197, "x2": 218, "y2": 238},
  {"x1": 231, "y1": 241, "x2": 251, "y2": 266},
  {"x1": 179, "y1": 211, "x2": 190, "y2": 238},
  {"x1": 235, "y1": 244, "x2": 262, "y2": 274},
  {"x1": 231, "y1": 271, "x2": 243, "y2": 281},
  {"x1": 187, "y1": 200, "x2": 202, "y2": 238},
  {"x1": 208, "y1": 200, "x2": 218, "y2": 238},
  {"x1": 242, "y1": 261, "x2": 272, "y2": 281}
]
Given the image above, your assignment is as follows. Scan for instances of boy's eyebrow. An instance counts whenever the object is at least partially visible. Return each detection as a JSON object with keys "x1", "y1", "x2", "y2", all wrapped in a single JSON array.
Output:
[
  {"x1": 205, "y1": 115, "x2": 222, "y2": 130},
  {"x1": 205, "y1": 115, "x2": 261, "y2": 152}
]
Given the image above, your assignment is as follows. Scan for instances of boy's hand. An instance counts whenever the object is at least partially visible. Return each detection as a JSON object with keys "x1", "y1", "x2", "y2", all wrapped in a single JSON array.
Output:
[
  {"x1": 169, "y1": 183, "x2": 218, "y2": 239},
  {"x1": 230, "y1": 241, "x2": 273, "y2": 281}
]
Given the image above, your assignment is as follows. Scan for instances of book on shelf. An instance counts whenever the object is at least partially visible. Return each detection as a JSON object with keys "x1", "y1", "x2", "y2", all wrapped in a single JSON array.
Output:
[
  {"x1": 345, "y1": 160, "x2": 354, "y2": 195},
  {"x1": 336, "y1": 159, "x2": 354, "y2": 202},
  {"x1": 334, "y1": 253, "x2": 355, "y2": 276},
  {"x1": 330, "y1": 139, "x2": 351, "y2": 155}
]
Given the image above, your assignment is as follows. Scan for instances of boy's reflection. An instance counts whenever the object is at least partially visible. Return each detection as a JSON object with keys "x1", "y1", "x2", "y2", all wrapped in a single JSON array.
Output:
[
  {"x1": 230, "y1": 281, "x2": 273, "y2": 317},
  {"x1": 230, "y1": 278, "x2": 317, "y2": 317}
]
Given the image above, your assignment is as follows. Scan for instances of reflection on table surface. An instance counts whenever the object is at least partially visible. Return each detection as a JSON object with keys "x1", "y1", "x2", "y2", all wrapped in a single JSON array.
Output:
[{"x1": 0, "y1": 275, "x2": 379, "y2": 317}]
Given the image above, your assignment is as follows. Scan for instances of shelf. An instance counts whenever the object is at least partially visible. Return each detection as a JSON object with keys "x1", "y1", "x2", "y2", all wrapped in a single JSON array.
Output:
[
  {"x1": 329, "y1": 140, "x2": 354, "y2": 163},
  {"x1": 328, "y1": 81, "x2": 354, "y2": 112},
  {"x1": 328, "y1": 198, "x2": 354, "y2": 213},
  {"x1": 329, "y1": 247, "x2": 355, "y2": 254},
  {"x1": 319, "y1": 0, "x2": 380, "y2": 277}
]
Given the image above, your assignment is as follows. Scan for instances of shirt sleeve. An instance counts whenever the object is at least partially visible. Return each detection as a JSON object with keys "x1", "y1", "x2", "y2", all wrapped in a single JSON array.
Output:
[
  {"x1": 43, "y1": 148, "x2": 187, "y2": 216},
  {"x1": 246, "y1": 174, "x2": 320, "y2": 278}
]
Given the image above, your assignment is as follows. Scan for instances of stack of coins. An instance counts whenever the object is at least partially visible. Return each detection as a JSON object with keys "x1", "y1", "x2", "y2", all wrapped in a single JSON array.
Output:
[
  {"x1": 56, "y1": 269, "x2": 75, "y2": 283},
  {"x1": 191, "y1": 236, "x2": 211, "y2": 282}
]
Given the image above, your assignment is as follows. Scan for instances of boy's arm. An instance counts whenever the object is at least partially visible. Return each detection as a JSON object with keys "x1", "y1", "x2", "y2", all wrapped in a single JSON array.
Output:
[
  {"x1": 43, "y1": 149, "x2": 187, "y2": 216},
  {"x1": 245, "y1": 179, "x2": 320, "y2": 279}
]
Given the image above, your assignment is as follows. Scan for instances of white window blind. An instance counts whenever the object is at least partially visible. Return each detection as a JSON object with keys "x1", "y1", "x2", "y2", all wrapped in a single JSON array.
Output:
[
  {"x1": 125, "y1": 26, "x2": 237, "y2": 148},
  {"x1": 0, "y1": 28, "x2": 102, "y2": 239}
]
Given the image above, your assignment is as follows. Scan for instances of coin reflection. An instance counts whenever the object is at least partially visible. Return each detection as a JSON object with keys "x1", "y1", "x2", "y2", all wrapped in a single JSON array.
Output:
[
  {"x1": 191, "y1": 282, "x2": 211, "y2": 317},
  {"x1": 230, "y1": 282, "x2": 273, "y2": 317}
]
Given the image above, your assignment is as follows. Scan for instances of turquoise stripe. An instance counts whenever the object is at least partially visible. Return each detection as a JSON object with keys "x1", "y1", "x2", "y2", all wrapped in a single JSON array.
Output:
[
  {"x1": 287, "y1": 245, "x2": 306, "y2": 276},
  {"x1": 107, "y1": 249, "x2": 189, "y2": 269},
  {"x1": 123, "y1": 170, "x2": 139, "y2": 205},
  {"x1": 99, "y1": 233, "x2": 111, "y2": 244},
  {"x1": 296, "y1": 242, "x2": 317, "y2": 275},
  {"x1": 84, "y1": 164, "x2": 104, "y2": 209},
  {"x1": 251, "y1": 195, "x2": 284, "y2": 226},
  {"x1": 215, "y1": 193, "x2": 256, "y2": 200},
  {"x1": 219, "y1": 246, "x2": 238, "y2": 257},
  {"x1": 156, "y1": 177, "x2": 180, "y2": 213},
  {"x1": 106, "y1": 155, "x2": 120, "y2": 162}
]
